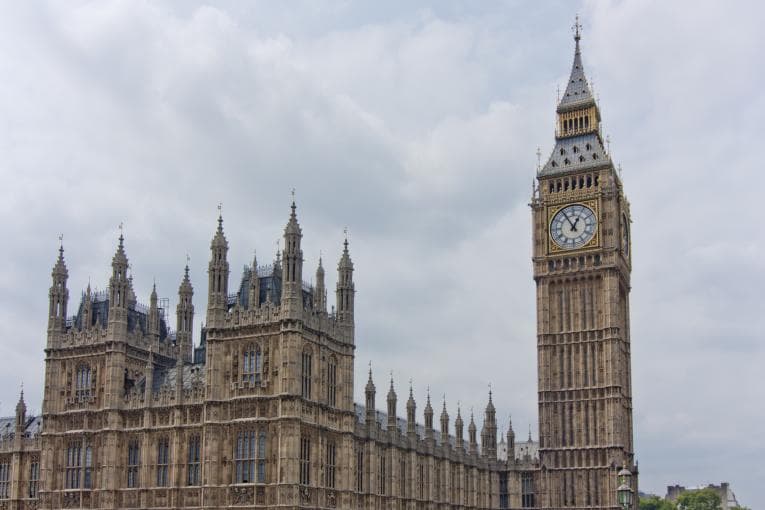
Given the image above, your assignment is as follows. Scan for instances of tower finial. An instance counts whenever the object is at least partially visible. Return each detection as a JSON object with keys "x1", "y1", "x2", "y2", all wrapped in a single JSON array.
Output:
[
  {"x1": 118, "y1": 222, "x2": 124, "y2": 245},
  {"x1": 573, "y1": 14, "x2": 582, "y2": 44}
]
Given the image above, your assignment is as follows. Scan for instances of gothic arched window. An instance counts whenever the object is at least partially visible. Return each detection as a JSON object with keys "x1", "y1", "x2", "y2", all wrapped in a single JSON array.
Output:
[
  {"x1": 242, "y1": 344, "x2": 262, "y2": 385},
  {"x1": 235, "y1": 430, "x2": 266, "y2": 483},
  {"x1": 327, "y1": 356, "x2": 337, "y2": 407},
  {"x1": 301, "y1": 349, "x2": 313, "y2": 399},
  {"x1": 75, "y1": 365, "x2": 92, "y2": 402}
]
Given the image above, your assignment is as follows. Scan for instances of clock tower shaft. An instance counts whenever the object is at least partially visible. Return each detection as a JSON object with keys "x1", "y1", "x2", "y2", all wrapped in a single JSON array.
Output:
[{"x1": 531, "y1": 22, "x2": 636, "y2": 509}]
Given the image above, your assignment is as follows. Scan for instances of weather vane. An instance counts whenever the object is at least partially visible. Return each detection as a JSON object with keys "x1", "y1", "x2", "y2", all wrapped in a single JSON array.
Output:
[
  {"x1": 118, "y1": 222, "x2": 123, "y2": 236},
  {"x1": 572, "y1": 14, "x2": 582, "y2": 40},
  {"x1": 536, "y1": 147, "x2": 542, "y2": 170}
]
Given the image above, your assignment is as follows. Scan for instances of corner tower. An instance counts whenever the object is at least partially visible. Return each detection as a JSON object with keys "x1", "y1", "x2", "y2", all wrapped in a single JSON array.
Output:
[{"x1": 531, "y1": 19, "x2": 636, "y2": 509}]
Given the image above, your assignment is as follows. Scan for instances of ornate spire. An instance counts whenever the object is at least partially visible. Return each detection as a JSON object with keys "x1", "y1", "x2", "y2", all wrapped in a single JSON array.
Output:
[
  {"x1": 558, "y1": 15, "x2": 594, "y2": 110},
  {"x1": 211, "y1": 209, "x2": 227, "y2": 249}
]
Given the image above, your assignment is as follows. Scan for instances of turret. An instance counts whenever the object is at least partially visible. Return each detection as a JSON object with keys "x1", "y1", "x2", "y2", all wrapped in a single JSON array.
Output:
[
  {"x1": 507, "y1": 416, "x2": 516, "y2": 461},
  {"x1": 207, "y1": 214, "x2": 229, "y2": 327},
  {"x1": 108, "y1": 233, "x2": 130, "y2": 335},
  {"x1": 48, "y1": 243, "x2": 69, "y2": 335},
  {"x1": 455, "y1": 405, "x2": 464, "y2": 450},
  {"x1": 314, "y1": 257, "x2": 326, "y2": 313},
  {"x1": 387, "y1": 376, "x2": 397, "y2": 433},
  {"x1": 177, "y1": 265, "x2": 194, "y2": 363},
  {"x1": 365, "y1": 367, "x2": 376, "y2": 430},
  {"x1": 481, "y1": 390, "x2": 498, "y2": 459},
  {"x1": 468, "y1": 411, "x2": 478, "y2": 455},
  {"x1": 406, "y1": 384, "x2": 417, "y2": 439},
  {"x1": 281, "y1": 200, "x2": 303, "y2": 315},
  {"x1": 424, "y1": 390, "x2": 434, "y2": 441},
  {"x1": 148, "y1": 283, "x2": 160, "y2": 340},
  {"x1": 440, "y1": 399, "x2": 450, "y2": 446},
  {"x1": 81, "y1": 283, "x2": 92, "y2": 331},
  {"x1": 248, "y1": 252, "x2": 260, "y2": 310},
  {"x1": 15, "y1": 389, "x2": 26, "y2": 432},
  {"x1": 336, "y1": 235, "x2": 355, "y2": 329}
]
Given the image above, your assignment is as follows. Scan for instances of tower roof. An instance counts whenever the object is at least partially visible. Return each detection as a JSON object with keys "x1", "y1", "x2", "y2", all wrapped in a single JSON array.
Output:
[
  {"x1": 557, "y1": 16, "x2": 595, "y2": 112},
  {"x1": 406, "y1": 383, "x2": 416, "y2": 410},
  {"x1": 387, "y1": 376, "x2": 397, "y2": 401},
  {"x1": 179, "y1": 265, "x2": 193, "y2": 295},
  {"x1": 112, "y1": 233, "x2": 128, "y2": 269},
  {"x1": 52, "y1": 243, "x2": 68, "y2": 278},
  {"x1": 211, "y1": 214, "x2": 228, "y2": 249},
  {"x1": 365, "y1": 366, "x2": 376, "y2": 394},
  {"x1": 338, "y1": 234, "x2": 353, "y2": 271},
  {"x1": 284, "y1": 199, "x2": 302, "y2": 236}
]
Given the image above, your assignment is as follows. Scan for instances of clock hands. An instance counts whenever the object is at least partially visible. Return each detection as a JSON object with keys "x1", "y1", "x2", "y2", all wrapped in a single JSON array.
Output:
[{"x1": 561, "y1": 210, "x2": 578, "y2": 232}]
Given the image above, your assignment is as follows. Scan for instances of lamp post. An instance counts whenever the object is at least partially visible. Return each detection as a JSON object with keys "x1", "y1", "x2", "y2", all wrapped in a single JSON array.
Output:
[{"x1": 617, "y1": 465, "x2": 634, "y2": 510}]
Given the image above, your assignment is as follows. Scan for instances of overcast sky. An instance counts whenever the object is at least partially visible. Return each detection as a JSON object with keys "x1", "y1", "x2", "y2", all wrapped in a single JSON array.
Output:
[{"x1": 0, "y1": 0, "x2": 762, "y2": 506}]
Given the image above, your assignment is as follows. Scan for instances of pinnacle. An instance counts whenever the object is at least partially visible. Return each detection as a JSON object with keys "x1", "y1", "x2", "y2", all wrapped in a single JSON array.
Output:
[{"x1": 558, "y1": 16, "x2": 595, "y2": 110}]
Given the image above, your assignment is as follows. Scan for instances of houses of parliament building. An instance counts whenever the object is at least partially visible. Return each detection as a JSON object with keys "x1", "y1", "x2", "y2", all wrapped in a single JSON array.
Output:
[{"x1": 0, "y1": 24, "x2": 637, "y2": 510}]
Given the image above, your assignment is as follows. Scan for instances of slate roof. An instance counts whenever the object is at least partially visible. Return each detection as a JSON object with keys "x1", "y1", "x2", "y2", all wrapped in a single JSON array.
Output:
[
  {"x1": 540, "y1": 132, "x2": 609, "y2": 176},
  {"x1": 0, "y1": 415, "x2": 42, "y2": 438},
  {"x1": 558, "y1": 36, "x2": 595, "y2": 111}
]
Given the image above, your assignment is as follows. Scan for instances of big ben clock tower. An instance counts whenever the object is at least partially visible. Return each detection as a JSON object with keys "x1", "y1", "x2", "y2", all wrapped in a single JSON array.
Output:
[{"x1": 531, "y1": 20, "x2": 637, "y2": 509}]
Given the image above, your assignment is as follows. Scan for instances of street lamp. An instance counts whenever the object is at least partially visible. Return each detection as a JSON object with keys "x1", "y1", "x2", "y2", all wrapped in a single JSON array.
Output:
[{"x1": 617, "y1": 465, "x2": 634, "y2": 509}]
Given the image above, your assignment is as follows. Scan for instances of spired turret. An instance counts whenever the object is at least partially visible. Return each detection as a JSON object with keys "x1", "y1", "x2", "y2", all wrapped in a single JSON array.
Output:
[
  {"x1": 386, "y1": 376, "x2": 397, "y2": 433},
  {"x1": 365, "y1": 367, "x2": 376, "y2": 430},
  {"x1": 176, "y1": 265, "x2": 194, "y2": 363},
  {"x1": 468, "y1": 411, "x2": 478, "y2": 456},
  {"x1": 281, "y1": 200, "x2": 303, "y2": 315},
  {"x1": 424, "y1": 390, "x2": 434, "y2": 441},
  {"x1": 148, "y1": 283, "x2": 160, "y2": 340},
  {"x1": 507, "y1": 415, "x2": 516, "y2": 461},
  {"x1": 314, "y1": 257, "x2": 326, "y2": 313},
  {"x1": 48, "y1": 242, "x2": 69, "y2": 335},
  {"x1": 336, "y1": 236, "x2": 354, "y2": 329},
  {"x1": 15, "y1": 389, "x2": 26, "y2": 432},
  {"x1": 455, "y1": 405, "x2": 464, "y2": 450},
  {"x1": 248, "y1": 252, "x2": 260, "y2": 311},
  {"x1": 207, "y1": 214, "x2": 229, "y2": 327},
  {"x1": 108, "y1": 234, "x2": 131, "y2": 335},
  {"x1": 440, "y1": 399, "x2": 450, "y2": 446},
  {"x1": 406, "y1": 384, "x2": 417, "y2": 438},
  {"x1": 481, "y1": 390, "x2": 498, "y2": 459}
]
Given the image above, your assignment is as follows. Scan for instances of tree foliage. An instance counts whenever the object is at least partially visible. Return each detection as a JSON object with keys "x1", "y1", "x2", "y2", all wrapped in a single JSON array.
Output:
[
  {"x1": 640, "y1": 495, "x2": 677, "y2": 510},
  {"x1": 676, "y1": 488, "x2": 722, "y2": 510}
]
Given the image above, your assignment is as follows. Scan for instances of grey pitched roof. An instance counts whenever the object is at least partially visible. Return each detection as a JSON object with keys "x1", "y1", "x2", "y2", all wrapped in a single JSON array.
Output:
[
  {"x1": 558, "y1": 36, "x2": 595, "y2": 110},
  {"x1": 152, "y1": 363, "x2": 205, "y2": 392},
  {"x1": 0, "y1": 415, "x2": 42, "y2": 438},
  {"x1": 540, "y1": 132, "x2": 609, "y2": 176}
]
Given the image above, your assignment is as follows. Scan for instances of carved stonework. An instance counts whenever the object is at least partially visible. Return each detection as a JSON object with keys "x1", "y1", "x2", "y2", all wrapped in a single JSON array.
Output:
[
  {"x1": 326, "y1": 489, "x2": 337, "y2": 507},
  {"x1": 300, "y1": 486, "x2": 312, "y2": 505},
  {"x1": 62, "y1": 491, "x2": 79, "y2": 508},
  {"x1": 230, "y1": 486, "x2": 253, "y2": 505},
  {"x1": 256, "y1": 486, "x2": 265, "y2": 505}
]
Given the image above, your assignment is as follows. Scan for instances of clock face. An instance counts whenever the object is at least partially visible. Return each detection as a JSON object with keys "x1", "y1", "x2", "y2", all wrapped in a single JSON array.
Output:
[{"x1": 550, "y1": 204, "x2": 597, "y2": 250}]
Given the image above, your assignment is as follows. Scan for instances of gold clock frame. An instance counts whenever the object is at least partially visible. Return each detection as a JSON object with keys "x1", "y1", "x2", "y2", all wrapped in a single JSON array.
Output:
[{"x1": 547, "y1": 200, "x2": 600, "y2": 254}]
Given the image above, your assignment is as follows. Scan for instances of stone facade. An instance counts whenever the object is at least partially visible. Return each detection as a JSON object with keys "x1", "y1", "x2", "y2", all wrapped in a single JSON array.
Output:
[
  {"x1": 530, "y1": 21, "x2": 637, "y2": 510},
  {"x1": 0, "y1": 22, "x2": 636, "y2": 510}
]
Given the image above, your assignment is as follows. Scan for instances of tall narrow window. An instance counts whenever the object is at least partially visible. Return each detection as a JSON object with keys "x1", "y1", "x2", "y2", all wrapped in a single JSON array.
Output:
[
  {"x1": 234, "y1": 431, "x2": 256, "y2": 483},
  {"x1": 29, "y1": 460, "x2": 39, "y2": 498},
  {"x1": 325, "y1": 441, "x2": 336, "y2": 488},
  {"x1": 400, "y1": 459, "x2": 407, "y2": 498},
  {"x1": 301, "y1": 351, "x2": 312, "y2": 399},
  {"x1": 356, "y1": 449, "x2": 364, "y2": 492},
  {"x1": 327, "y1": 357, "x2": 337, "y2": 407},
  {"x1": 187, "y1": 435, "x2": 201, "y2": 486},
  {"x1": 378, "y1": 451, "x2": 386, "y2": 495},
  {"x1": 418, "y1": 463, "x2": 425, "y2": 499},
  {"x1": 0, "y1": 462, "x2": 9, "y2": 499},
  {"x1": 156, "y1": 438, "x2": 170, "y2": 487},
  {"x1": 76, "y1": 365, "x2": 92, "y2": 401},
  {"x1": 499, "y1": 471, "x2": 509, "y2": 508},
  {"x1": 257, "y1": 432, "x2": 266, "y2": 483},
  {"x1": 242, "y1": 344, "x2": 262, "y2": 384},
  {"x1": 65, "y1": 441, "x2": 82, "y2": 489},
  {"x1": 83, "y1": 446, "x2": 93, "y2": 489},
  {"x1": 127, "y1": 441, "x2": 140, "y2": 488},
  {"x1": 521, "y1": 471, "x2": 535, "y2": 508},
  {"x1": 299, "y1": 437, "x2": 311, "y2": 485}
]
